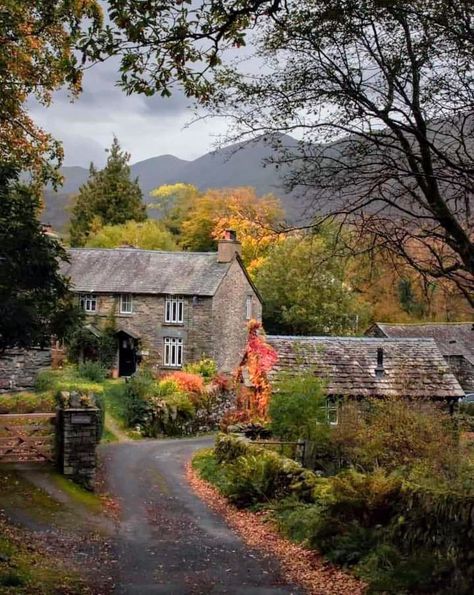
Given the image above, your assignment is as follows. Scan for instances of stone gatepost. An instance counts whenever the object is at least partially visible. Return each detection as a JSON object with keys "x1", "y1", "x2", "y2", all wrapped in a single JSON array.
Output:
[{"x1": 57, "y1": 403, "x2": 100, "y2": 490}]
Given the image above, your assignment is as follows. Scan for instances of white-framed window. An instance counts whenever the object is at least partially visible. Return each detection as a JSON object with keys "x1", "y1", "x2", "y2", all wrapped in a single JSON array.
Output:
[
  {"x1": 246, "y1": 295, "x2": 253, "y2": 320},
  {"x1": 326, "y1": 398, "x2": 339, "y2": 426},
  {"x1": 120, "y1": 294, "x2": 133, "y2": 314},
  {"x1": 163, "y1": 337, "x2": 183, "y2": 367},
  {"x1": 165, "y1": 296, "x2": 184, "y2": 324},
  {"x1": 80, "y1": 294, "x2": 97, "y2": 313}
]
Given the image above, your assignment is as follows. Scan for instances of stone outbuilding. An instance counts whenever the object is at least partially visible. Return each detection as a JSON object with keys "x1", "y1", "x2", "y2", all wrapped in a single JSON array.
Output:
[
  {"x1": 264, "y1": 336, "x2": 464, "y2": 420},
  {"x1": 366, "y1": 322, "x2": 474, "y2": 393},
  {"x1": 61, "y1": 231, "x2": 262, "y2": 375}
]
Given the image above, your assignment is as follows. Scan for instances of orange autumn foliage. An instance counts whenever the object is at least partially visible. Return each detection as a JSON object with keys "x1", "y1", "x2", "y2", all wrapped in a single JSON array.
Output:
[
  {"x1": 162, "y1": 371, "x2": 204, "y2": 394},
  {"x1": 236, "y1": 320, "x2": 278, "y2": 420}
]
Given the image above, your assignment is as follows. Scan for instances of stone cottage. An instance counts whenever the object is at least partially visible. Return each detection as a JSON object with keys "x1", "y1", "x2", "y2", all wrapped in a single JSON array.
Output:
[
  {"x1": 366, "y1": 322, "x2": 474, "y2": 393},
  {"x1": 261, "y1": 336, "x2": 464, "y2": 422},
  {"x1": 61, "y1": 231, "x2": 262, "y2": 375}
]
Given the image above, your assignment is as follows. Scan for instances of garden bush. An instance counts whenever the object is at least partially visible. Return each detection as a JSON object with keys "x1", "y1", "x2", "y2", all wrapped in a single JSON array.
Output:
[
  {"x1": 34, "y1": 369, "x2": 57, "y2": 392},
  {"x1": 145, "y1": 392, "x2": 196, "y2": 437},
  {"x1": 184, "y1": 358, "x2": 218, "y2": 380},
  {"x1": 269, "y1": 372, "x2": 327, "y2": 441},
  {"x1": 162, "y1": 371, "x2": 204, "y2": 395},
  {"x1": 123, "y1": 369, "x2": 156, "y2": 427},
  {"x1": 332, "y1": 399, "x2": 458, "y2": 475},
  {"x1": 214, "y1": 434, "x2": 318, "y2": 505},
  {"x1": 77, "y1": 361, "x2": 107, "y2": 382}
]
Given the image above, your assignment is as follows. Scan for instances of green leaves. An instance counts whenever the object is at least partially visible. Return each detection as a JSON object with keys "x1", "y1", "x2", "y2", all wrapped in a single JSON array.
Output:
[
  {"x1": 0, "y1": 167, "x2": 82, "y2": 349},
  {"x1": 69, "y1": 137, "x2": 147, "y2": 246}
]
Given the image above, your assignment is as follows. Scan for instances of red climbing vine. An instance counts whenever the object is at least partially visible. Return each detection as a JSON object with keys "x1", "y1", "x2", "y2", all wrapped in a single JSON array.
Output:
[{"x1": 235, "y1": 320, "x2": 278, "y2": 421}]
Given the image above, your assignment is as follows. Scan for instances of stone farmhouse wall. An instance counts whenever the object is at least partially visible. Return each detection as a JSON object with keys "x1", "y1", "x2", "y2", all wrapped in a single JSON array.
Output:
[
  {"x1": 0, "y1": 347, "x2": 51, "y2": 393},
  {"x1": 85, "y1": 294, "x2": 214, "y2": 370},
  {"x1": 212, "y1": 258, "x2": 263, "y2": 373},
  {"x1": 445, "y1": 355, "x2": 474, "y2": 393},
  {"x1": 81, "y1": 260, "x2": 261, "y2": 374}
]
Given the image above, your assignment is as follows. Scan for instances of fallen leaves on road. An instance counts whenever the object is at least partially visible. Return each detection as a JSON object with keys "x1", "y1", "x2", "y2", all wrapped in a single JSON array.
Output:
[{"x1": 186, "y1": 463, "x2": 367, "y2": 595}]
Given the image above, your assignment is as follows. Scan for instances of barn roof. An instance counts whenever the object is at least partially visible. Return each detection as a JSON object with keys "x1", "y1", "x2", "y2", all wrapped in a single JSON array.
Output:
[
  {"x1": 266, "y1": 336, "x2": 464, "y2": 399},
  {"x1": 367, "y1": 322, "x2": 474, "y2": 365},
  {"x1": 62, "y1": 248, "x2": 233, "y2": 296}
]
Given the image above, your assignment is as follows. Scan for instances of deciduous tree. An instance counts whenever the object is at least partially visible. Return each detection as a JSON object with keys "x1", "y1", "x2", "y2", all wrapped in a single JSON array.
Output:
[
  {"x1": 255, "y1": 231, "x2": 371, "y2": 335},
  {"x1": 93, "y1": 1, "x2": 474, "y2": 300},
  {"x1": 0, "y1": 0, "x2": 102, "y2": 181},
  {"x1": 86, "y1": 219, "x2": 177, "y2": 251}
]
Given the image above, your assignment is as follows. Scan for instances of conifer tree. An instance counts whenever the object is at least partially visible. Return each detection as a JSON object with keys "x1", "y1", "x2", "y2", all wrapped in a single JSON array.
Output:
[{"x1": 69, "y1": 138, "x2": 146, "y2": 246}]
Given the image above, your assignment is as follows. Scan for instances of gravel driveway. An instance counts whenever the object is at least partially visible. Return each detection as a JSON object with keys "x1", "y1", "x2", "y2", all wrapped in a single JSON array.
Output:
[{"x1": 100, "y1": 437, "x2": 302, "y2": 595}]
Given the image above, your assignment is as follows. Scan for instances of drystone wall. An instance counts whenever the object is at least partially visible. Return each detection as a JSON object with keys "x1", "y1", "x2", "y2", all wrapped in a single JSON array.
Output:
[{"x1": 0, "y1": 348, "x2": 51, "y2": 393}]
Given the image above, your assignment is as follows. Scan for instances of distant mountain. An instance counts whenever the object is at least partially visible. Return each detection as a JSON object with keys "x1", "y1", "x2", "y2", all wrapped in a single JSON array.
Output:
[{"x1": 42, "y1": 135, "x2": 308, "y2": 231}]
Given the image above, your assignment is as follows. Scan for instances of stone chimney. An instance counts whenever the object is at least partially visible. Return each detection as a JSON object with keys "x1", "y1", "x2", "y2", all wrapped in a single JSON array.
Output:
[{"x1": 217, "y1": 229, "x2": 242, "y2": 263}]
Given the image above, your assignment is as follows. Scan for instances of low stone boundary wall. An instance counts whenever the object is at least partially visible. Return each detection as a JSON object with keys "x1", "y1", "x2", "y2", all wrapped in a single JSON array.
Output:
[{"x1": 0, "y1": 348, "x2": 51, "y2": 393}]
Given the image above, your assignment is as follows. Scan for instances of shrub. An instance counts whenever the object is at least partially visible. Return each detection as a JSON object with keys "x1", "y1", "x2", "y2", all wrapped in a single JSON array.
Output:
[
  {"x1": 157, "y1": 378, "x2": 181, "y2": 396},
  {"x1": 225, "y1": 452, "x2": 284, "y2": 506},
  {"x1": 78, "y1": 361, "x2": 107, "y2": 382},
  {"x1": 66, "y1": 320, "x2": 117, "y2": 368},
  {"x1": 123, "y1": 369, "x2": 156, "y2": 426},
  {"x1": 162, "y1": 371, "x2": 204, "y2": 394},
  {"x1": 270, "y1": 372, "x2": 328, "y2": 441},
  {"x1": 210, "y1": 373, "x2": 231, "y2": 392},
  {"x1": 34, "y1": 369, "x2": 57, "y2": 392},
  {"x1": 215, "y1": 433, "x2": 253, "y2": 463},
  {"x1": 184, "y1": 358, "x2": 218, "y2": 379},
  {"x1": 332, "y1": 398, "x2": 458, "y2": 475},
  {"x1": 214, "y1": 434, "x2": 318, "y2": 505}
]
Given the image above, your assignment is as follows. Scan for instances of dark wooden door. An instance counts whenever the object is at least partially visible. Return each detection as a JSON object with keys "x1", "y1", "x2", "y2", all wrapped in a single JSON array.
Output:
[{"x1": 119, "y1": 339, "x2": 136, "y2": 377}]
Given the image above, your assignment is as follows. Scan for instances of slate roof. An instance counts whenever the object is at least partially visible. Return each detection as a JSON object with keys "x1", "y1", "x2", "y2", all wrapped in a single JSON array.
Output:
[
  {"x1": 62, "y1": 248, "x2": 233, "y2": 296},
  {"x1": 266, "y1": 336, "x2": 464, "y2": 399},
  {"x1": 368, "y1": 322, "x2": 474, "y2": 365}
]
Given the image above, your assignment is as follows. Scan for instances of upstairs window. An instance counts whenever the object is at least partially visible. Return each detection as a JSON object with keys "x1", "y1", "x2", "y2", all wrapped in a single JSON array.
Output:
[
  {"x1": 80, "y1": 294, "x2": 97, "y2": 313},
  {"x1": 165, "y1": 296, "x2": 184, "y2": 324},
  {"x1": 246, "y1": 295, "x2": 253, "y2": 320},
  {"x1": 163, "y1": 337, "x2": 183, "y2": 367},
  {"x1": 120, "y1": 294, "x2": 133, "y2": 314}
]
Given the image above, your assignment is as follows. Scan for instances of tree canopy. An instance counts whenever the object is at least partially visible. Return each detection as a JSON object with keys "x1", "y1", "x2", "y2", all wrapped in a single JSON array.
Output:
[
  {"x1": 0, "y1": 167, "x2": 81, "y2": 350},
  {"x1": 86, "y1": 219, "x2": 177, "y2": 251},
  {"x1": 0, "y1": 0, "x2": 102, "y2": 181},
  {"x1": 69, "y1": 137, "x2": 147, "y2": 246},
  {"x1": 255, "y1": 230, "x2": 371, "y2": 335},
  {"x1": 150, "y1": 184, "x2": 285, "y2": 272},
  {"x1": 88, "y1": 1, "x2": 473, "y2": 301}
]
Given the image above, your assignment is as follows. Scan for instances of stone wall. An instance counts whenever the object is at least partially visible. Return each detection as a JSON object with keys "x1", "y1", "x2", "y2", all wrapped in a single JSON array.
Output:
[
  {"x1": 445, "y1": 355, "x2": 474, "y2": 393},
  {"x1": 79, "y1": 265, "x2": 261, "y2": 375},
  {"x1": 0, "y1": 348, "x2": 51, "y2": 393},
  {"x1": 83, "y1": 293, "x2": 214, "y2": 372},
  {"x1": 212, "y1": 258, "x2": 263, "y2": 373}
]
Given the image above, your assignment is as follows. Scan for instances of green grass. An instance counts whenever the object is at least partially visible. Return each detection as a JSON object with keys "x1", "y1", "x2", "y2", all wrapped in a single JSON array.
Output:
[
  {"x1": 0, "y1": 391, "x2": 55, "y2": 414},
  {"x1": 50, "y1": 474, "x2": 103, "y2": 513},
  {"x1": 0, "y1": 522, "x2": 87, "y2": 593},
  {"x1": 101, "y1": 426, "x2": 119, "y2": 443},
  {"x1": 102, "y1": 380, "x2": 127, "y2": 426},
  {"x1": 192, "y1": 448, "x2": 230, "y2": 493}
]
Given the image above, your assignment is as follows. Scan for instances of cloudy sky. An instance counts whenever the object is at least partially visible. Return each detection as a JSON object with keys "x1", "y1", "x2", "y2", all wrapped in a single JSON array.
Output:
[{"x1": 29, "y1": 56, "x2": 230, "y2": 168}]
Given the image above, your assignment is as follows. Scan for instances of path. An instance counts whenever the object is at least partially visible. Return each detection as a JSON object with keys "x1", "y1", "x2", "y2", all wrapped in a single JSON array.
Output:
[
  {"x1": 100, "y1": 437, "x2": 302, "y2": 595},
  {"x1": 105, "y1": 410, "x2": 131, "y2": 442}
]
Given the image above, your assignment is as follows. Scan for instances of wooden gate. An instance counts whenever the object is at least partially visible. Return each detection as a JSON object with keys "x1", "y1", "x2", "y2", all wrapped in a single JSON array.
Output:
[{"x1": 0, "y1": 413, "x2": 56, "y2": 464}]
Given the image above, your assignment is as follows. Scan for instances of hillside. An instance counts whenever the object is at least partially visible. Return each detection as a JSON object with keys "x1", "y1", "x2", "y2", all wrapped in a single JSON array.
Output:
[{"x1": 43, "y1": 135, "x2": 308, "y2": 231}]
